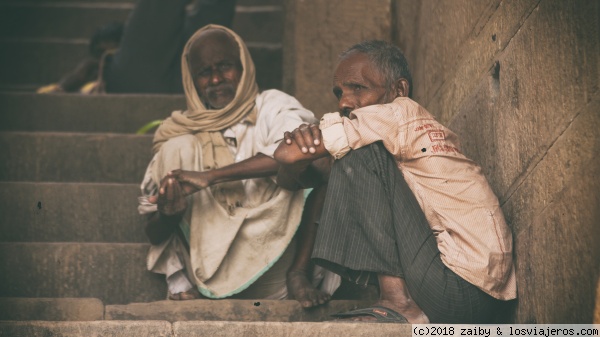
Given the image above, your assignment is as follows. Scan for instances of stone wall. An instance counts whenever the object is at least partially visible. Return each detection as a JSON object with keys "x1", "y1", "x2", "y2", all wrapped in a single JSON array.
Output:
[
  {"x1": 283, "y1": 0, "x2": 599, "y2": 323},
  {"x1": 282, "y1": 0, "x2": 392, "y2": 117}
]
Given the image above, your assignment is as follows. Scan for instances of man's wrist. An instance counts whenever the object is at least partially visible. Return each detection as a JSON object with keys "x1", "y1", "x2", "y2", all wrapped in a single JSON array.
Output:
[{"x1": 319, "y1": 113, "x2": 350, "y2": 159}]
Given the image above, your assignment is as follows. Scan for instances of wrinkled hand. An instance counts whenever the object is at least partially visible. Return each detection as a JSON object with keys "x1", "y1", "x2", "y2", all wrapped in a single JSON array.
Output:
[
  {"x1": 284, "y1": 123, "x2": 322, "y2": 154},
  {"x1": 150, "y1": 177, "x2": 187, "y2": 217}
]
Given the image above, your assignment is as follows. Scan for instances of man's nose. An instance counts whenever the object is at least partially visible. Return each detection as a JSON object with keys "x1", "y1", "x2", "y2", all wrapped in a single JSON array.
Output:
[
  {"x1": 338, "y1": 94, "x2": 355, "y2": 116},
  {"x1": 209, "y1": 68, "x2": 224, "y2": 85}
]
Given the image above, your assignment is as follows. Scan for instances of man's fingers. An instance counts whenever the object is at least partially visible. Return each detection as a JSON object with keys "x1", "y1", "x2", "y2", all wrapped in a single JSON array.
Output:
[
  {"x1": 157, "y1": 178, "x2": 187, "y2": 216},
  {"x1": 165, "y1": 178, "x2": 175, "y2": 201},
  {"x1": 168, "y1": 169, "x2": 182, "y2": 178},
  {"x1": 309, "y1": 124, "x2": 321, "y2": 146},
  {"x1": 296, "y1": 123, "x2": 321, "y2": 153},
  {"x1": 292, "y1": 128, "x2": 309, "y2": 153},
  {"x1": 170, "y1": 178, "x2": 184, "y2": 200},
  {"x1": 284, "y1": 131, "x2": 293, "y2": 144},
  {"x1": 148, "y1": 195, "x2": 158, "y2": 204},
  {"x1": 158, "y1": 176, "x2": 170, "y2": 195},
  {"x1": 299, "y1": 124, "x2": 318, "y2": 153},
  {"x1": 285, "y1": 123, "x2": 322, "y2": 154}
]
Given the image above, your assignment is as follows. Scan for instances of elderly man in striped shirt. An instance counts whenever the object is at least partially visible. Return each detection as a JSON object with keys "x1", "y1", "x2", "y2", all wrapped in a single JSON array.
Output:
[{"x1": 274, "y1": 40, "x2": 517, "y2": 324}]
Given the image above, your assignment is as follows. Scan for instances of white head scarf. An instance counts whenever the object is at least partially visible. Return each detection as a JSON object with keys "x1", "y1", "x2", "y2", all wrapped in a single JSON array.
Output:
[{"x1": 152, "y1": 24, "x2": 259, "y2": 154}]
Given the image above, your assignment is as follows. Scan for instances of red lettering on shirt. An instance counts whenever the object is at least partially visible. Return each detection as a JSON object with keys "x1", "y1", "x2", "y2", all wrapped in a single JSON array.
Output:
[
  {"x1": 415, "y1": 123, "x2": 435, "y2": 132},
  {"x1": 431, "y1": 144, "x2": 461, "y2": 154},
  {"x1": 428, "y1": 130, "x2": 445, "y2": 142}
]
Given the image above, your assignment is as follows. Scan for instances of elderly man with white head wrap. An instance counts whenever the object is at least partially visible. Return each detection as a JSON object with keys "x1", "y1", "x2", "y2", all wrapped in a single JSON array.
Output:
[{"x1": 138, "y1": 25, "x2": 339, "y2": 304}]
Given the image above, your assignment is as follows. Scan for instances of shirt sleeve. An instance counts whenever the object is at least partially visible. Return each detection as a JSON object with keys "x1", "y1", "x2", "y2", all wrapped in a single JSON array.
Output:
[
  {"x1": 254, "y1": 90, "x2": 318, "y2": 157},
  {"x1": 319, "y1": 104, "x2": 403, "y2": 159},
  {"x1": 319, "y1": 113, "x2": 350, "y2": 159}
]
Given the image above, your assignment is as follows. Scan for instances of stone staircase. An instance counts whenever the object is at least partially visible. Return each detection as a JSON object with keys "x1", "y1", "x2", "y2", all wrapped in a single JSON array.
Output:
[
  {"x1": 0, "y1": 0, "x2": 407, "y2": 335},
  {"x1": 0, "y1": 0, "x2": 283, "y2": 91}
]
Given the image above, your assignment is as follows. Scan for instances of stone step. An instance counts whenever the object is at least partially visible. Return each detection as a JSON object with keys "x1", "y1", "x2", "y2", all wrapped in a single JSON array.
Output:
[
  {"x1": 0, "y1": 3, "x2": 133, "y2": 39},
  {"x1": 0, "y1": 321, "x2": 172, "y2": 337},
  {"x1": 0, "y1": 182, "x2": 146, "y2": 243},
  {"x1": 0, "y1": 38, "x2": 89, "y2": 91},
  {"x1": 0, "y1": 297, "x2": 373, "y2": 323},
  {"x1": 0, "y1": 132, "x2": 152, "y2": 183},
  {"x1": 0, "y1": 0, "x2": 136, "y2": 3},
  {"x1": 0, "y1": 3, "x2": 282, "y2": 42},
  {"x1": 0, "y1": 39, "x2": 281, "y2": 91},
  {"x1": 0, "y1": 298, "x2": 104, "y2": 321},
  {"x1": 174, "y1": 321, "x2": 410, "y2": 336},
  {"x1": 0, "y1": 320, "x2": 410, "y2": 336},
  {"x1": 0, "y1": 0, "x2": 282, "y2": 4},
  {"x1": 0, "y1": 92, "x2": 184, "y2": 133},
  {"x1": 105, "y1": 299, "x2": 372, "y2": 322},
  {"x1": 0, "y1": 38, "x2": 88, "y2": 90},
  {"x1": 0, "y1": 242, "x2": 165, "y2": 304}
]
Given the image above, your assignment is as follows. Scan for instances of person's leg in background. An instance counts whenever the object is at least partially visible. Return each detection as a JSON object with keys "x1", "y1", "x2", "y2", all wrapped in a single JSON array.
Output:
[
  {"x1": 183, "y1": 0, "x2": 237, "y2": 41},
  {"x1": 105, "y1": 0, "x2": 237, "y2": 93}
]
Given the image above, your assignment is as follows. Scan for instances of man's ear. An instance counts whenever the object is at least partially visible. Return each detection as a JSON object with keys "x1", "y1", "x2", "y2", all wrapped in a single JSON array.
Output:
[{"x1": 394, "y1": 78, "x2": 410, "y2": 98}]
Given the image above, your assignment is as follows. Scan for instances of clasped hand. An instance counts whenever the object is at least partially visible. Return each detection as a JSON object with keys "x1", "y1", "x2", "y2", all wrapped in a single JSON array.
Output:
[
  {"x1": 283, "y1": 123, "x2": 322, "y2": 154},
  {"x1": 148, "y1": 169, "x2": 212, "y2": 216}
]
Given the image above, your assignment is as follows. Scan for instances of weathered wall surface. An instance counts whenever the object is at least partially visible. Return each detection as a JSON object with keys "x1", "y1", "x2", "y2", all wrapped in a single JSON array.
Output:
[
  {"x1": 401, "y1": 0, "x2": 599, "y2": 323},
  {"x1": 284, "y1": 0, "x2": 599, "y2": 323},
  {"x1": 282, "y1": 0, "x2": 392, "y2": 117}
]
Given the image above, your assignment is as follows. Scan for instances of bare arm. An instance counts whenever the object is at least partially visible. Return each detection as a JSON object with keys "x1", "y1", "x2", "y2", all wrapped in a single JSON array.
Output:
[
  {"x1": 166, "y1": 153, "x2": 279, "y2": 195},
  {"x1": 146, "y1": 153, "x2": 279, "y2": 244},
  {"x1": 205, "y1": 153, "x2": 278, "y2": 184}
]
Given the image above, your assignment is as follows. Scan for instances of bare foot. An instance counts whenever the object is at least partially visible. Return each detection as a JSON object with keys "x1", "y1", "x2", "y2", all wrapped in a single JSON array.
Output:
[
  {"x1": 339, "y1": 274, "x2": 430, "y2": 323},
  {"x1": 169, "y1": 287, "x2": 201, "y2": 300},
  {"x1": 287, "y1": 270, "x2": 331, "y2": 308}
]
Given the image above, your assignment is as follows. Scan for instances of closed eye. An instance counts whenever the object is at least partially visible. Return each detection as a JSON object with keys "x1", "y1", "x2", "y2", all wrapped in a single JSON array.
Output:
[
  {"x1": 350, "y1": 84, "x2": 366, "y2": 91},
  {"x1": 197, "y1": 68, "x2": 211, "y2": 78},
  {"x1": 218, "y1": 62, "x2": 234, "y2": 72}
]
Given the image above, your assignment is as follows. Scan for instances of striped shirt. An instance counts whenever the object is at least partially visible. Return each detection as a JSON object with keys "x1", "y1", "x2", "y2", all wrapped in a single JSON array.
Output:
[{"x1": 319, "y1": 97, "x2": 517, "y2": 300}]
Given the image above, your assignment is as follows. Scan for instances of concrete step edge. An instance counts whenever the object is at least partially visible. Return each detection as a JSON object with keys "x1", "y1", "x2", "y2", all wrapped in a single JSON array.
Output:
[
  {"x1": 0, "y1": 131, "x2": 153, "y2": 183},
  {"x1": 0, "y1": 90, "x2": 185, "y2": 98},
  {"x1": 174, "y1": 321, "x2": 411, "y2": 336},
  {"x1": 0, "y1": 182, "x2": 146, "y2": 243},
  {"x1": 0, "y1": 298, "x2": 382, "y2": 323},
  {"x1": 105, "y1": 299, "x2": 374, "y2": 323},
  {"x1": 1, "y1": 2, "x2": 282, "y2": 11},
  {"x1": 0, "y1": 242, "x2": 165, "y2": 304},
  {"x1": 0, "y1": 320, "x2": 411, "y2": 337},
  {"x1": 0, "y1": 297, "x2": 105, "y2": 321},
  {"x1": 0, "y1": 130, "x2": 153, "y2": 137},
  {"x1": 236, "y1": 5, "x2": 282, "y2": 12},
  {"x1": 0, "y1": 1, "x2": 134, "y2": 9},
  {"x1": 0, "y1": 37, "x2": 87, "y2": 44},
  {"x1": 0, "y1": 320, "x2": 173, "y2": 337},
  {"x1": 0, "y1": 181, "x2": 140, "y2": 187},
  {"x1": 0, "y1": 242, "x2": 149, "y2": 247}
]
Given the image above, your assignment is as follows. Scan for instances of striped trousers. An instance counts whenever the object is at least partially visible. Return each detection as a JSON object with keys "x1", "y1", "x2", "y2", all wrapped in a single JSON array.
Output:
[{"x1": 312, "y1": 143, "x2": 500, "y2": 323}]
